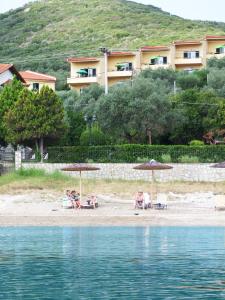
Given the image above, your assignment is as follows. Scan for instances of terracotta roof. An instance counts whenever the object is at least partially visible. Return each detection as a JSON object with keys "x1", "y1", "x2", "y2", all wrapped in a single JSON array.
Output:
[
  {"x1": 0, "y1": 63, "x2": 26, "y2": 83},
  {"x1": 0, "y1": 63, "x2": 13, "y2": 74},
  {"x1": 67, "y1": 57, "x2": 100, "y2": 63},
  {"x1": 109, "y1": 52, "x2": 135, "y2": 56},
  {"x1": 206, "y1": 35, "x2": 225, "y2": 40},
  {"x1": 140, "y1": 46, "x2": 169, "y2": 52},
  {"x1": 19, "y1": 71, "x2": 56, "y2": 82},
  {"x1": 174, "y1": 40, "x2": 202, "y2": 46}
]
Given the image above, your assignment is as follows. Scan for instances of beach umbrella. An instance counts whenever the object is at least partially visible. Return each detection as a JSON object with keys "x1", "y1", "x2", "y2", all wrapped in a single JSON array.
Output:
[
  {"x1": 133, "y1": 159, "x2": 173, "y2": 202},
  {"x1": 61, "y1": 164, "x2": 100, "y2": 202},
  {"x1": 211, "y1": 161, "x2": 225, "y2": 168}
]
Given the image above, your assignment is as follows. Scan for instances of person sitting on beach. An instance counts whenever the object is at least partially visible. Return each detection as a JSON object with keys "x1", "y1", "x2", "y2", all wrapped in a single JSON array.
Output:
[
  {"x1": 143, "y1": 192, "x2": 151, "y2": 209},
  {"x1": 134, "y1": 191, "x2": 144, "y2": 209},
  {"x1": 87, "y1": 194, "x2": 98, "y2": 208},
  {"x1": 62, "y1": 190, "x2": 74, "y2": 209},
  {"x1": 71, "y1": 190, "x2": 81, "y2": 209}
]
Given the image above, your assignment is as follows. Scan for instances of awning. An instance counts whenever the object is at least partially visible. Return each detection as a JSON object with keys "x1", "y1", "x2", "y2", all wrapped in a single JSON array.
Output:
[
  {"x1": 150, "y1": 56, "x2": 160, "y2": 60},
  {"x1": 216, "y1": 45, "x2": 225, "y2": 49},
  {"x1": 116, "y1": 63, "x2": 129, "y2": 67},
  {"x1": 77, "y1": 69, "x2": 88, "y2": 75}
]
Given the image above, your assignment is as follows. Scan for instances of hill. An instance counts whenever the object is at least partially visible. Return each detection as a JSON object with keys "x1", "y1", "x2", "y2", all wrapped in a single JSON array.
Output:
[{"x1": 0, "y1": 0, "x2": 225, "y2": 89}]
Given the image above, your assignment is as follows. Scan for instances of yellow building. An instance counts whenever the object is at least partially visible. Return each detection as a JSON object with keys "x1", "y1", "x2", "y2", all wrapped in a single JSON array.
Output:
[
  {"x1": 172, "y1": 40, "x2": 204, "y2": 72},
  {"x1": 67, "y1": 57, "x2": 103, "y2": 93},
  {"x1": 67, "y1": 35, "x2": 225, "y2": 93},
  {"x1": 140, "y1": 46, "x2": 171, "y2": 70},
  {"x1": 107, "y1": 51, "x2": 138, "y2": 87},
  {"x1": 19, "y1": 70, "x2": 56, "y2": 91},
  {"x1": 206, "y1": 35, "x2": 225, "y2": 60}
]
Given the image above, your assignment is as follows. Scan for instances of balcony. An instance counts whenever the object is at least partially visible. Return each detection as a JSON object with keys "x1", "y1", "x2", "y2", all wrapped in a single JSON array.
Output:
[
  {"x1": 175, "y1": 58, "x2": 203, "y2": 65},
  {"x1": 107, "y1": 70, "x2": 133, "y2": 78},
  {"x1": 142, "y1": 64, "x2": 169, "y2": 70},
  {"x1": 67, "y1": 76, "x2": 98, "y2": 85},
  {"x1": 207, "y1": 53, "x2": 225, "y2": 59}
]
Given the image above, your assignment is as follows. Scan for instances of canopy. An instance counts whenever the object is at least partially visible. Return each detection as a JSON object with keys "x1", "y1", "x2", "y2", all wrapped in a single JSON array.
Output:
[
  {"x1": 61, "y1": 163, "x2": 100, "y2": 202},
  {"x1": 77, "y1": 69, "x2": 88, "y2": 75},
  {"x1": 133, "y1": 160, "x2": 173, "y2": 171},
  {"x1": 150, "y1": 56, "x2": 160, "y2": 60},
  {"x1": 211, "y1": 162, "x2": 225, "y2": 168},
  {"x1": 133, "y1": 160, "x2": 173, "y2": 202}
]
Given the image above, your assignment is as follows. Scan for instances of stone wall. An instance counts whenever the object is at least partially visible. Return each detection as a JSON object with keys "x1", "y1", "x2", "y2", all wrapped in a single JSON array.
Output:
[{"x1": 22, "y1": 162, "x2": 225, "y2": 182}]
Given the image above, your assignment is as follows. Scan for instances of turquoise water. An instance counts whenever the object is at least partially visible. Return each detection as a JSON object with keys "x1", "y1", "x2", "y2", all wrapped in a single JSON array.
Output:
[{"x1": 0, "y1": 227, "x2": 225, "y2": 299}]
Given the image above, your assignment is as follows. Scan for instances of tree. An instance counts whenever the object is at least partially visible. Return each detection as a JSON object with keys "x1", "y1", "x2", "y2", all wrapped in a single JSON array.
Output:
[
  {"x1": 57, "y1": 90, "x2": 85, "y2": 145},
  {"x1": 170, "y1": 88, "x2": 221, "y2": 144},
  {"x1": 95, "y1": 78, "x2": 176, "y2": 144},
  {"x1": 5, "y1": 86, "x2": 66, "y2": 160},
  {"x1": 0, "y1": 78, "x2": 25, "y2": 142}
]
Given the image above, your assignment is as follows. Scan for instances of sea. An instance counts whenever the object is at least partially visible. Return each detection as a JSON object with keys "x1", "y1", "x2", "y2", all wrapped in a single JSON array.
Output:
[{"x1": 0, "y1": 227, "x2": 225, "y2": 299}]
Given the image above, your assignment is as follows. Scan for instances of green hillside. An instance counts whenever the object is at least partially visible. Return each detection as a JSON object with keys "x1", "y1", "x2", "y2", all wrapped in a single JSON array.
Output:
[{"x1": 0, "y1": 0, "x2": 225, "y2": 89}]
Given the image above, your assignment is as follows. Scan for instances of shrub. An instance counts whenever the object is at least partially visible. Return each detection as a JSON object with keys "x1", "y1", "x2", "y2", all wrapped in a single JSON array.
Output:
[
  {"x1": 161, "y1": 154, "x2": 172, "y2": 163},
  {"x1": 80, "y1": 127, "x2": 108, "y2": 146},
  {"x1": 178, "y1": 155, "x2": 199, "y2": 163},
  {"x1": 47, "y1": 144, "x2": 225, "y2": 163},
  {"x1": 189, "y1": 140, "x2": 204, "y2": 146}
]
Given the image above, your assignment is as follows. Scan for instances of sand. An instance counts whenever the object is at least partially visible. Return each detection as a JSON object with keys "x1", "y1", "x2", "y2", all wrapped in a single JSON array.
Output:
[{"x1": 0, "y1": 191, "x2": 225, "y2": 226}]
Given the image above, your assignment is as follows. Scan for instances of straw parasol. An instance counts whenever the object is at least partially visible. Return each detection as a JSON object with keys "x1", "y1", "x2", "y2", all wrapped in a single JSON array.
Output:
[
  {"x1": 211, "y1": 162, "x2": 225, "y2": 168},
  {"x1": 133, "y1": 159, "x2": 173, "y2": 201},
  {"x1": 61, "y1": 163, "x2": 100, "y2": 201}
]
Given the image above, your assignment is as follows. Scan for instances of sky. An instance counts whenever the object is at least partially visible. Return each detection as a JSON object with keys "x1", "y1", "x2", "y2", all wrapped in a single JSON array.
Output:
[{"x1": 0, "y1": 0, "x2": 225, "y2": 23}]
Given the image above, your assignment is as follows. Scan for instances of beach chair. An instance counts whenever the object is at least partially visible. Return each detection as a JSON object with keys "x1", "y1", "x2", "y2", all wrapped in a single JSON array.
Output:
[
  {"x1": 153, "y1": 193, "x2": 168, "y2": 210},
  {"x1": 143, "y1": 192, "x2": 151, "y2": 209},
  {"x1": 214, "y1": 195, "x2": 225, "y2": 211},
  {"x1": 62, "y1": 198, "x2": 73, "y2": 209}
]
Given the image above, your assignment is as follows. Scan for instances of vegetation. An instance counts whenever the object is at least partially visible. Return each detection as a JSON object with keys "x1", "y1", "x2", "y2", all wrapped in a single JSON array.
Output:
[
  {"x1": 47, "y1": 145, "x2": 225, "y2": 163},
  {"x1": 0, "y1": 0, "x2": 225, "y2": 89},
  {"x1": 1, "y1": 82, "x2": 66, "y2": 158},
  {"x1": 1, "y1": 168, "x2": 225, "y2": 197}
]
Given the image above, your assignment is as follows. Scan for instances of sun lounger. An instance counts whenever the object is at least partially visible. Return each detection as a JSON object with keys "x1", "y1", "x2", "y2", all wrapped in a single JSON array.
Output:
[
  {"x1": 214, "y1": 195, "x2": 225, "y2": 211},
  {"x1": 62, "y1": 198, "x2": 73, "y2": 209},
  {"x1": 153, "y1": 193, "x2": 168, "y2": 210}
]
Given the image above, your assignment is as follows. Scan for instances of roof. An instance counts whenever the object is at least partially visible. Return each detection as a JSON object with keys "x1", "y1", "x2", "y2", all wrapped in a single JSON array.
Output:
[
  {"x1": 109, "y1": 51, "x2": 136, "y2": 56},
  {"x1": 206, "y1": 35, "x2": 225, "y2": 40},
  {"x1": 140, "y1": 46, "x2": 169, "y2": 52},
  {"x1": 0, "y1": 63, "x2": 13, "y2": 74},
  {"x1": 0, "y1": 63, "x2": 26, "y2": 83},
  {"x1": 67, "y1": 57, "x2": 100, "y2": 63},
  {"x1": 19, "y1": 71, "x2": 56, "y2": 82},
  {"x1": 174, "y1": 40, "x2": 202, "y2": 46}
]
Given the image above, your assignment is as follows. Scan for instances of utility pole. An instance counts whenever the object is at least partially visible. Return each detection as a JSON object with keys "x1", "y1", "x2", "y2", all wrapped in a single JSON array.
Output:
[{"x1": 100, "y1": 47, "x2": 110, "y2": 94}]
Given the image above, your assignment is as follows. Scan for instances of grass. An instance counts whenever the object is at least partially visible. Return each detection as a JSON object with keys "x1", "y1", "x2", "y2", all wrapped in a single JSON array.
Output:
[{"x1": 0, "y1": 168, "x2": 224, "y2": 198}]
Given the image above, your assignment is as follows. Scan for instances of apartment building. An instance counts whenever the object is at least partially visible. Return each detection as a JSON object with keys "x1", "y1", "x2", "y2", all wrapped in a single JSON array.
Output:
[
  {"x1": 67, "y1": 35, "x2": 225, "y2": 93},
  {"x1": 19, "y1": 70, "x2": 56, "y2": 91}
]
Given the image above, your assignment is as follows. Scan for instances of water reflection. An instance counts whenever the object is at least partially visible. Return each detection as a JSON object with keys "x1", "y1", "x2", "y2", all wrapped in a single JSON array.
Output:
[{"x1": 0, "y1": 227, "x2": 225, "y2": 299}]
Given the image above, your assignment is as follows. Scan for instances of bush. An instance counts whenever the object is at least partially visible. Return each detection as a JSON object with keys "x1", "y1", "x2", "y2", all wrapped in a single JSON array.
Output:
[
  {"x1": 189, "y1": 140, "x2": 204, "y2": 146},
  {"x1": 47, "y1": 144, "x2": 225, "y2": 163},
  {"x1": 161, "y1": 154, "x2": 172, "y2": 163},
  {"x1": 178, "y1": 155, "x2": 199, "y2": 163},
  {"x1": 80, "y1": 127, "x2": 108, "y2": 146}
]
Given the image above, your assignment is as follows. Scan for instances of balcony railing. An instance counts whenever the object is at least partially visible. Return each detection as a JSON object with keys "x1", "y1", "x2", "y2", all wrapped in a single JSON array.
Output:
[
  {"x1": 175, "y1": 57, "x2": 203, "y2": 65},
  {"x1": 67, "y1": 76, "x2": 98, "y2": 84}
]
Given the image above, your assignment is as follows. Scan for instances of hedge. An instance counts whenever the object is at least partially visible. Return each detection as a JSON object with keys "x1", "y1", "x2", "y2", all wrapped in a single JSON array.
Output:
[{"x1": 47, "y1": 144, "x2": 225, "y2": 163}]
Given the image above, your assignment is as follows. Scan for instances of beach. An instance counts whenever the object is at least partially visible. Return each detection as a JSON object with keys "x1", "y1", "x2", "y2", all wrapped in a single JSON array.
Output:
[{"x1": 1, "y1": 190, "x2": 225, "y2": 226}]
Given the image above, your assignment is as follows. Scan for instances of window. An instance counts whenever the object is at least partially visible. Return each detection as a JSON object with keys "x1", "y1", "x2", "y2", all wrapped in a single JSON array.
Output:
[
  {"x1": 77, "y1": 68, "x2": 96, "y2": 77},
  {"x1": 116, "y1": 62, "x2": 133, "y2": 71},
  {"x1": 183, "y1": 51, "x2": 200, "y2": 59},
  {"x1": 215, "y1": 47, "x2": 225, "y2": 54},
  {"x1": 32, "y1": 83, "x2": 39, "y2": 91},
  {"x1": 150, "y1": 56, "x2": 167, "y2": 65}
]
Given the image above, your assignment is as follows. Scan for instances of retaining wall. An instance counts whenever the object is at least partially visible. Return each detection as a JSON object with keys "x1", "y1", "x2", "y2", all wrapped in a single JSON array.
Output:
[{"x1": 22, "y1": 163, "x2": 225, "y2": 182}]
